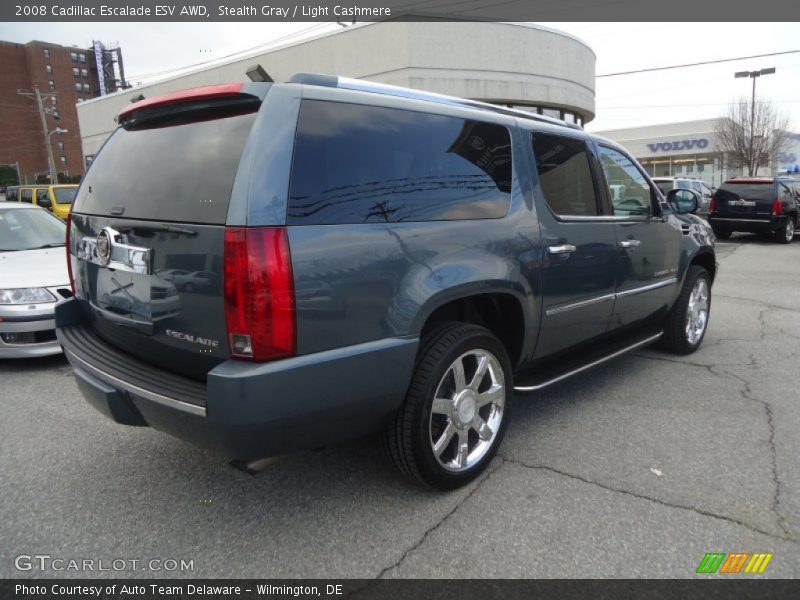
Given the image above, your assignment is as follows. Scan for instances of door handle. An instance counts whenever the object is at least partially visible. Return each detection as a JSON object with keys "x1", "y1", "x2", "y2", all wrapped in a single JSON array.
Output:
[
  {"x1": 548, "y1": 244, "x2": 577, "y2": 255},
  {"x1": 619, "y1": 240, "x2": 641, "y2": 249}
]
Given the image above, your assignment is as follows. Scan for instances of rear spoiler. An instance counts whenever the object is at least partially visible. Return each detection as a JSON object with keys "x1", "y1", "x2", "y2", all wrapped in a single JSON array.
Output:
[{"x1": 116, "y1": 82, "x2": 269, "y2": 126}]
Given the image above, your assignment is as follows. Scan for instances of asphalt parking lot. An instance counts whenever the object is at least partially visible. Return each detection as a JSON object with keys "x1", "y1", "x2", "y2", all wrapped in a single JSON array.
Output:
[{"x1": 1, "y1": 234, "x2": 798, "y2": 579}]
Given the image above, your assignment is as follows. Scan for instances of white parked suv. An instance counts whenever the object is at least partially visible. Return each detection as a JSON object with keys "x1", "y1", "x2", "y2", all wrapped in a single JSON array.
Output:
[{"x1": 653, "y1": 177, "x2": 714, "y2": 215}]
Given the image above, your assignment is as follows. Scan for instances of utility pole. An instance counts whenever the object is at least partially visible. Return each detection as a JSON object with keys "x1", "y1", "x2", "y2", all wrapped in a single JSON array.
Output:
[
  {"x1": 17, "y1": 86, "x2": 60, "y2": 184},
  {"x1": 734, "y1": 68, "x2": 775, "y2": 175}
]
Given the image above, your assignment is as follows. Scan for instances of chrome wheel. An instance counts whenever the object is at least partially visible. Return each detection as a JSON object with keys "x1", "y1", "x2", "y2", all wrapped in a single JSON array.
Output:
[
  {"x1": 786, "y1": 220, "x2": 795, "y2": 242},
  {"x1": 429, "y1": 349, "x2": 506, "y2": 472},
  {"x1": 685, "y1": 278, "x2": 709, "y2": 345}
]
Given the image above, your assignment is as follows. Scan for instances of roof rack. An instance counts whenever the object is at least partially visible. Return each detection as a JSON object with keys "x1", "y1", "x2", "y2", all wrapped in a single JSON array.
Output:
[{"x1": 287, "y1": 72, "x2": 583, "y2": 131}]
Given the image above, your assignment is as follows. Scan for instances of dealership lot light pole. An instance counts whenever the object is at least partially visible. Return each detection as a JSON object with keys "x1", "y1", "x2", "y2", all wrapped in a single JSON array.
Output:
[{"x1": 735, "y1": 67, "x2": 775, "y2": 175}]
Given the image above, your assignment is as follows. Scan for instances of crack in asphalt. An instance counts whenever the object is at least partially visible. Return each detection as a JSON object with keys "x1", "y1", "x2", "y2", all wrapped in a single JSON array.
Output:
[
  {"x1": 501, "y1": 457, "x2": 797, "y2": 544},
  {"x1": 711, "y1": 362, "x2": 792, "y2": 540},
  {"x1": 715, "y1": 294, "x2": 800, "y2": 315},
  {"x1": 636, "y1": 331, "x2": 792, "y2": 541},
  {"x1": 372, "y1": 459, "x2": 506, "y2": 580}
]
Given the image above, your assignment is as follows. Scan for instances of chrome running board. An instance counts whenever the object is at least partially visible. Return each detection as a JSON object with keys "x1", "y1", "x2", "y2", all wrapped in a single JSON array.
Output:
[{"x1": 514, "y1": 331, "x2": 664, "y2": 393}]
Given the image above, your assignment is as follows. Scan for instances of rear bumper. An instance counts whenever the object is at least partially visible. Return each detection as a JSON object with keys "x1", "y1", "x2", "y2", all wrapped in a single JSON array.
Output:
[
  {"x1": 709, "y1": 215, "x2": 788, "y2": 233},
  {"x1": 56, "y1": 299, "x2": 418, "y2": 460}
]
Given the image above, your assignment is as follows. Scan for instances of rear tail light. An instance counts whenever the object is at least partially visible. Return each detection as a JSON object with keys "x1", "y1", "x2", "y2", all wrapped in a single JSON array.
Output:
[
  {"x1": 65, "y1": 213, "x2": 76, "y2": 296},
  {"x1": 708, "y1": 195, "x2": 717, "y2": 213},
  {"x1": 772, "y1": 198, "x2": 782, "y2": 216},
  {"x1": 223, "y1": 227, "x2": 295, "y2": 361}
]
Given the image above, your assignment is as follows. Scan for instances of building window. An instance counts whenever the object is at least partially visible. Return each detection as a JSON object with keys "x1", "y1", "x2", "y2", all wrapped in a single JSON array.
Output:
[
  {"x1": 70, "y1": 51, "x2": 78, "y2": 61},
  {"x1": 72, "y1": 67, "x2": 79, "y2": 77},
  {"x1": 85, "y1": 155, "x2": 95, "y2": 166},
  {"x1": 48, "y1": 80, "x2": 55, "y2": 91},
  {"x1": 46, "y1": 64, "x2": 52, "y2": 75},
  {"x1": 43, "y1": 49, "x2": 50, "y2": 59},
  {"x1": 81, "y1": 68, "x2": 88, "y2": 77},
  {"x1": 82, "y1": 83, "x2": 91, "y2": 93},
  {"x1": 56, "y1": 141, "x2": 64, "y2": 150},
  {"x1": 59, "y1": 156, "x2": 67, "y2": 165},
  {"x1": 78, "y1": 53, "x2": 87, "y2": 63}
]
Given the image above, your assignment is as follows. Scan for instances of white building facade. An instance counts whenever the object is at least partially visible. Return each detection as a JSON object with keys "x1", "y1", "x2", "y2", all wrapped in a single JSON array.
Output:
[
  {"x1": 596, "y1": 119, "x2": 800, "y2": 187},
  {"x1": 77, "y1": 21, "x2": 596, "y2": 162}
]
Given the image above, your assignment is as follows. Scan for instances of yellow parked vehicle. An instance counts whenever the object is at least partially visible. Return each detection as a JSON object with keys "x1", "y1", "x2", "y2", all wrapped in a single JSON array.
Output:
[{"x1": 17, "y1": 184, "x2": 77, "y2": 220}]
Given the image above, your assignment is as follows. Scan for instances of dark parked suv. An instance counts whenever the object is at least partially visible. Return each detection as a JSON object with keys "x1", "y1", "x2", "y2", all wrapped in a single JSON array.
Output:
[
  {"x1": 56, "y1": 75, "x2": 716, "y2": 489},
  {"x1": 709, "y1": 177, "x2": 798, "y2": 243}
]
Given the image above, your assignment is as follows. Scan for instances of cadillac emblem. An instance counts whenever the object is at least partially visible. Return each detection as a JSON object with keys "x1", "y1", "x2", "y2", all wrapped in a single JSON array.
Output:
[{"x1": 96, "y1": 228, "x2": 112, "y2": 265}]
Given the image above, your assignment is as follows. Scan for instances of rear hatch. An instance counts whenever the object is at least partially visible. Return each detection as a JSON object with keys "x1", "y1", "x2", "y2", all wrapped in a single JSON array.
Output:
[
  {"x1": 713, "y1": 180, "x2": 775, "y2": 219},
  {"x1": 69, "y1": 86, "x2": 263, "y2": 380}
]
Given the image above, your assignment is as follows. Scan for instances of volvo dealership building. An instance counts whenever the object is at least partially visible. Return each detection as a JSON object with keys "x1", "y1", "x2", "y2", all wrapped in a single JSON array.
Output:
[
  {"x1": 596, "y1": 119, "x2": 800, "y2": 187},
  {"x1": 76, "y1": 21, "x2": 596, "y2": 162}
]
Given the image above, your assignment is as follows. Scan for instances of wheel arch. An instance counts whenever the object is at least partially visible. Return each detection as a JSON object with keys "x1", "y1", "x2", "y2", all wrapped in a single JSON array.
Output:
[
  {"x1": 689, "y1": 249, "x2": 717, "y2": 284},
  {"x1": 414, "y1": 286, "x2": 530, "y2": 369}
]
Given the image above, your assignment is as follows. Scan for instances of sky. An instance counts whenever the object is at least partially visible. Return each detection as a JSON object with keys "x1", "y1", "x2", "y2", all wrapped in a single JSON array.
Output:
[{"x1": 0, "y1": 21, "x2": 798, "y2": 132}]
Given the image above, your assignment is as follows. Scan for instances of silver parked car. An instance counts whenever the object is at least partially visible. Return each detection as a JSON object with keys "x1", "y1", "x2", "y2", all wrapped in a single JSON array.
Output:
[{"x1": 0, "y1": 204, "x2": 71, "y2": 358}]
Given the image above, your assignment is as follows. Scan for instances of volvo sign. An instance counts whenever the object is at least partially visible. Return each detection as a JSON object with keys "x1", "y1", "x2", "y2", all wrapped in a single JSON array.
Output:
[{"x1": 647, "y1": 139, "x2": 709, "y2": 153}]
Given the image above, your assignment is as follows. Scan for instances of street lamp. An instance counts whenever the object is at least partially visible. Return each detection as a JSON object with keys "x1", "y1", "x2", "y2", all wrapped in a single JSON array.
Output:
[
  {"x1": 734, "y1": 68, "x2": 775, "y2": 175},
  {"x1": 46, "y1": 127, "x2": 68, "y2": 183}
]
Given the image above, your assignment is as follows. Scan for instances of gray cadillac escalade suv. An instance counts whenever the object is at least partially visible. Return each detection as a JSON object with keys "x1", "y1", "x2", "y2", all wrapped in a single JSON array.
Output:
[{"x1": 56, "y1": 74, "x2": 716, "y2": 489}]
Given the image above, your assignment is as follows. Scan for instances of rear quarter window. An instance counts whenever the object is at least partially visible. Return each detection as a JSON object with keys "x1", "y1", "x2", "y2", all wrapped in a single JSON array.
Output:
[{"x1": 287, "y1": 101, "x2": 512, "y2": 225}]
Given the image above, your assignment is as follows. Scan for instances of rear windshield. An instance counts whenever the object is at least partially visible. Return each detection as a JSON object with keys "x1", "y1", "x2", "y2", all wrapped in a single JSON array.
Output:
[
  {"x1": 53, "y1": 187, "x2": 77, "y2": 204},
  {"x1": 74, "y1": 111, "x2": 257, "y2": 224},
  {"x1": 717, "y1": 182, "x2": 774, "y2": 201}
]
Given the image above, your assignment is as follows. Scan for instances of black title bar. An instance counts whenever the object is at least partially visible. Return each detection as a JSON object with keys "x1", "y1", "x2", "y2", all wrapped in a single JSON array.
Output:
[
  {"x1": 2, "y1": 579, "x2": 800, "y2": 600},
  {"x1": 4, "y1": 0, "x2": 800, "y2": 22}
]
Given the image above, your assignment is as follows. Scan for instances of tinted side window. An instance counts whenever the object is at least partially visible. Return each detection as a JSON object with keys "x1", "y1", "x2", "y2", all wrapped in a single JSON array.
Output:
[
  {"x1": 597, "y1": 146, "x2": 653, "y2": 217},
  {"x1": 531, "y1": 134, "x2": 599, "y2": 216},
  {"x1": 21, "y1": 189, "x2": 32, "y2": 203},
  {"x1": 287, "y1": 101, "x2": 512, "y2": 225}
]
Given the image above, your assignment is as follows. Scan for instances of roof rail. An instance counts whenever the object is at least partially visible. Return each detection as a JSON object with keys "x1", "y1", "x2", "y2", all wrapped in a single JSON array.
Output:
[{"x1": 287, "y1": 72, "x2": 583, "y2": 131}]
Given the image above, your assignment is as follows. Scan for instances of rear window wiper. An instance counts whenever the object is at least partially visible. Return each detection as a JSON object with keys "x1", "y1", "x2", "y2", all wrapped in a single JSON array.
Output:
[{"x1": 118, "y1": 225, "x2": 198, "y2": 237}]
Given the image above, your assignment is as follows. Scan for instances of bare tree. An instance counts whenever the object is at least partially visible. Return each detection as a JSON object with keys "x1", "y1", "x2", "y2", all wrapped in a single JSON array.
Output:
[{"x1": 714, "y1": 97, "x2": 791, "y2": 176}]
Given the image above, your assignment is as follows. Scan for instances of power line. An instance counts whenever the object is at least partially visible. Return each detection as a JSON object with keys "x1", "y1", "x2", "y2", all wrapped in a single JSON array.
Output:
[{"x1": 597, "y1": 50, "x2": 800, "y2": 77}]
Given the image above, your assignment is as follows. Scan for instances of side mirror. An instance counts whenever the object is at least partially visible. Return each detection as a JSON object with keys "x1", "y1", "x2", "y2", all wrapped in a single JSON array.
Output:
[{"x1": 666, "y1": 188, "x2": 699, "y2": 214}]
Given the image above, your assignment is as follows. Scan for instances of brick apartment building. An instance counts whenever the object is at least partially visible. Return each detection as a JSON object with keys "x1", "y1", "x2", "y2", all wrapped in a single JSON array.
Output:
[{"x1": 0, "y1": 39, "x2": 127, "y2": 183}]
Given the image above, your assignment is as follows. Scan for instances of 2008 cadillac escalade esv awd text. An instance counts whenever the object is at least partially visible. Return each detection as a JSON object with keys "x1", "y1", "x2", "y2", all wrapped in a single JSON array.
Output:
[{"x1": 56, "y1": 74, "x2": 716, "y2": 489}]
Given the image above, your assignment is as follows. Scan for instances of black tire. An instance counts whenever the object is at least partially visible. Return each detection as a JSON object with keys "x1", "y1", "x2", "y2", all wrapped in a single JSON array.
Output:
[
  {"x1": 774, "y1": 217, "x2": 795, "y2": 244},
  {"x1": 661, "y1": 266, "x2": 711, "y2": 355},
  {"x1": 711, "y1": 227, "x2": 732, "y2": 240},
  {"x1": 383, "y1": 322, "x2": 512, "y2": 490}
]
